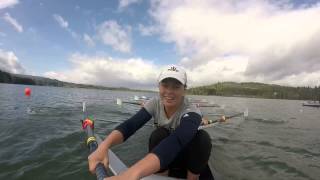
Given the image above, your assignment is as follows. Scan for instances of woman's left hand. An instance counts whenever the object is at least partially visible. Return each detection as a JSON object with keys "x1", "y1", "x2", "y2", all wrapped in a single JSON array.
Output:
[
  {"x1": 219, "y1": 115, "x2": 226, "y2": 122},
  {"x1": 201, "y1": 117, "x2": 209, "y2": 125}
]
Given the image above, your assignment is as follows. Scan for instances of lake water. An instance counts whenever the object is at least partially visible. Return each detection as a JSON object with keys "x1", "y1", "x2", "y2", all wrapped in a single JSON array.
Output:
[{"x1": 0, "y1": 83, "x2": 319, "y2": 180}]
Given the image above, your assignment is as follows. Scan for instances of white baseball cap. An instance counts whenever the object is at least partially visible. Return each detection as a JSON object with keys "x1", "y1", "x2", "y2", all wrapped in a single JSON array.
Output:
[{"x1": 158, "y1": 65, "x2": 187, "y2": 85}]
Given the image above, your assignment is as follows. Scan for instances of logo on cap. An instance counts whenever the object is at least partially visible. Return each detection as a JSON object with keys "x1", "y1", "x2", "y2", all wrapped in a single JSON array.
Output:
[{"x1": 168, "y1": 66, "x2": 179, "y2": 72}]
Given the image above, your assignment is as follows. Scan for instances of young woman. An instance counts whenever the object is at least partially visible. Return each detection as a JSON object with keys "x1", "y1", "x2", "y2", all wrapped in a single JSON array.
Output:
[{"x1": 88, "y1": 65, "x2": 212, "y2": 180}]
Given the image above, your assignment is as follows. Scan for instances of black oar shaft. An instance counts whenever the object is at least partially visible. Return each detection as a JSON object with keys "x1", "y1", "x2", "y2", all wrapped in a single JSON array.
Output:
[{"x1": 226, "y1": 112, "x2": 243, "y2": 119}]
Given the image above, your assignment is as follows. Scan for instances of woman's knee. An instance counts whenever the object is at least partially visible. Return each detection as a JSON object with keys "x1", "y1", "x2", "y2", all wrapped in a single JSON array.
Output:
[
  {"x1": 186, "y1": 130, "x2": 212, "y2": 174},
  {"x1": 148, "y1": 127, "x2": 170, "y2": 152},
  {"x1": 193, "y1": 130, "x2": 212, "y2": 150}
]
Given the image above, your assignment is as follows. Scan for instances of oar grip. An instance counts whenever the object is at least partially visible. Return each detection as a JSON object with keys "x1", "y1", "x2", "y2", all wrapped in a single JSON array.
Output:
[{"x1": 96, "y1": 163, "x2": 107, "y2": 180}]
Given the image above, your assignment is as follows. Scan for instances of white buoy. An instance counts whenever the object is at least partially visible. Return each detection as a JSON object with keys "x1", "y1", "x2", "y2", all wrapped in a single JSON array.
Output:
[
  {"x1": 244, "y1": 108, "x2": 249, "y2": 118},
  {"x1": 116, "y1": 98, "x2": 122, "y2": 106},
  {"x1": 82, "y1": 102, "x2": 86, "y2": 112},
  {"x1": 134, "y1": 95, "x2": 139, "y2": 101}
]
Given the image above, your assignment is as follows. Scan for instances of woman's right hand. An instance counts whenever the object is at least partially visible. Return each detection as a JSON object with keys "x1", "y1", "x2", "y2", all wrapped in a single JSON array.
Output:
[{"x1": 88, "y1": 146, "x2": 109, "y2": 174}]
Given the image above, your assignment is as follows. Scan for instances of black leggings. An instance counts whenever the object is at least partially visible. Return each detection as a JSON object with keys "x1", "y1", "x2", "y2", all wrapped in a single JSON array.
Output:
[{"x1": 149, "y1": 127, "x2": 212, "y2": 178}]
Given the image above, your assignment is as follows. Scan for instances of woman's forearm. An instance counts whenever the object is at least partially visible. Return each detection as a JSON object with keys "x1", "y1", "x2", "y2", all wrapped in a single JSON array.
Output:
[
  {"x1": 126, "y1": 153, "x2": 161, "y2": 179},
  {"x1": 100, "y1": 130, "x2": 124, "y2": 151}
]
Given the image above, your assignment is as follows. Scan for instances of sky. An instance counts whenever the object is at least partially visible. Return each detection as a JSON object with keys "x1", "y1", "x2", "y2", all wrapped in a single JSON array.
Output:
[{"x1": 0, "y1": 0, "x2": 320, "y2": 89}]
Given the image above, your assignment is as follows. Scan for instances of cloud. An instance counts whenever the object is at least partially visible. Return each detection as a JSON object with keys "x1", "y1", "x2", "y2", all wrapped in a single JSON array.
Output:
[
  {"x1": 42, "y1": 52, "x2": 318, "y2": 89},
  {"x1": 138, "y1": 24, "x2": 159, "y2": 36},
  {"x1": 271, "y1": 71, "x2": 320, "y2": 87},
  {"x1": 118, "y1": 0, "x2": 141, "y2": 9},
  {"x1": 83, "y1": 33, "x2": 95, "y2": 47},
  {"x1": 0, "y1": 0, "x2": 18, "y2": 9},
  {"x1": 53, "y1": 14, "x2": 68, "y2": 28},
  {"x1": 96, "y1": 20, "x2": 132, "y2": 53},
  {"x1": 44, "y1": 53, "x2": 158, "y2": 89},
  {"x1": 42, "y1": 53, "x2": 249, "y2": 89},
  {"x1": 52, "y1": 14, "x2": 79, "y2": 39},
  {"x1": 3, "y1": 12, "x2": 23, "y2": 32},
  {"x1": 186, "y1": 55, "x2": 249, "y2": 87},
  {"x1": 0, "y1": 49, "x2": 26, "y2": 74},
  {"x1": 148, "y1": 0, "x2": 320, "y2": 86},
  {"x1": 52, "y1": 16, "x2": 129, "y2": 51},
  {"x1": 245, "y1": 31, "x2": 320, "y2": 80}
]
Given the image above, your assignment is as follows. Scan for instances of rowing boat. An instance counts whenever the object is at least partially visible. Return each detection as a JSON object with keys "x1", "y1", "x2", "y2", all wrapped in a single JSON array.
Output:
[
  {"x1": 81, "y1": 102, "x2": 216, "y2": 179},
  {"x1": 82, "y1": 119, "x2": 215, "y2": 179},
  {"x1": 302, "y1": 101, "x2": 320, "y2": 107},
  {"x1": 110, "y1": 155, "x2": 214, "y2": 179}
]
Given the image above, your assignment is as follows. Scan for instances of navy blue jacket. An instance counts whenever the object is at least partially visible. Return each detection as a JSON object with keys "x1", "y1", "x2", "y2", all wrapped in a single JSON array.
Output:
[{"x1": 115, "y1": 107, "x2": 202, "y2": 169}]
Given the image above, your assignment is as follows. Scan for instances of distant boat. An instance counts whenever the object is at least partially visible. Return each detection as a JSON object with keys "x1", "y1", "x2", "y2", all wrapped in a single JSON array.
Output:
[{"x1": 302, "y1": 101, "x2": 320, "y2": 107}]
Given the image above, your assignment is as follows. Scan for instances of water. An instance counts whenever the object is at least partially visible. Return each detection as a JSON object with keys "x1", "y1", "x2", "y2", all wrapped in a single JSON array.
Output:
[{"x1": 0, "y1": 83, "x2": 319, "y2": 180}]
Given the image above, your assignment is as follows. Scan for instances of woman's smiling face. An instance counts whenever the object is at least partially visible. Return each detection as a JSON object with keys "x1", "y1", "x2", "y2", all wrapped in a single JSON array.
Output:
[{"x1": 159, "y1": 78, "x2": 186, "y2": 109}]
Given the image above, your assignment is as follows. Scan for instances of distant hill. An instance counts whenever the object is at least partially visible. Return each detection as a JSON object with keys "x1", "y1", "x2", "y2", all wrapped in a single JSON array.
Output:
[
  {"x1": 2, "y1": 70, "x2": 319, "y2": 100},
  {"x1": 187, "y1": 82, "x2": 320, "y2": 100},
  {"x1": 0, "y1": 69, "x2": 131, "y2": 91}
]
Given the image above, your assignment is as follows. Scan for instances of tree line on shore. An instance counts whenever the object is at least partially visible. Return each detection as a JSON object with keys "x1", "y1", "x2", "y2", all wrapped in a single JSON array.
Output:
[
  {"x1": 1, "y1": 70, "x2": 319, "y2": 100},
  {"x1": 187, "y1": 82, "x2": 320, "y2": 101},
  {"x1": 0, "y1": 69, "x2": 130, "y2": 91}
]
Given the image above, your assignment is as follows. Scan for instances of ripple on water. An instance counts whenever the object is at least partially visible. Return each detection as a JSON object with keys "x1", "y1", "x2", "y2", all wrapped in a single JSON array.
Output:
[
  {"x1": 0, "y1": 131, "x2": 91, "y2": 180},
  {"x1": 249, "y1": 118, "x2": 288, "y2": 124},
  {"x1": 239, "y1": 155, "x2": 314, "y2": 180}
]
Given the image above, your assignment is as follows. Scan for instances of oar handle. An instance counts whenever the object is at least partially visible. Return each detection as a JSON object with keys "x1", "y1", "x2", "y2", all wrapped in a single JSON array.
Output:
[{"x1": 96, "y1": 163, "x2": 108, "y2": 180}]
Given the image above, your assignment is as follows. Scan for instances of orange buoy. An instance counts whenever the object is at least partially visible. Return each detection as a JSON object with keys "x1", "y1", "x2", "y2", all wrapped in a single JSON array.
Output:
[{"x1": 25, "y1": 87, "x2": 31, "y2": 97}]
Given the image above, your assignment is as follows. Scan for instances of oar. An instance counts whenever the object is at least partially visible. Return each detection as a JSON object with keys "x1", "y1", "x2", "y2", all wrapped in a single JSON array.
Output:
[
  {"x1": 81, "y1": 102, "x2": 108, "y2": 180},
  {"x1": 198, "y1": 108, "x2": 248, "y2": 130}
]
